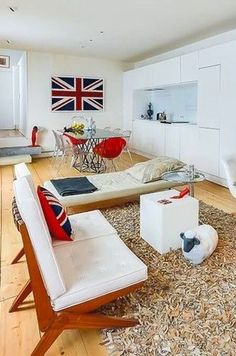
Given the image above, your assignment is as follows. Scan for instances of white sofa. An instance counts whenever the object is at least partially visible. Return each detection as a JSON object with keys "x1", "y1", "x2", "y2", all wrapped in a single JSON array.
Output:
[{"x1": 13, "y1": 176, "x2": 148, "y2": 311}]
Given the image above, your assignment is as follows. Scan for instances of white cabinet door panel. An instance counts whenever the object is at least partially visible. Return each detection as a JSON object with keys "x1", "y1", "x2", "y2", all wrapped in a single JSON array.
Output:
[
  {"x1": 132, "y1": 121, "x2": 152, "y2": 153},
  {"x1": 165, "y1": 125, "x2": 180, "y2": 159},
  {"x1": 150, "y1": 124, "x2": 165, "y2": 156},
  {"x1": 152, "y1": 57, "x2": 181, "y2": 87},
  {"x1": 198, "y1": 65, "x2": 221, "y2": 129},
  {"x1": 197, "y1": 128, "x2": 220, "y2": 176},
  {"x1": 181, "y1": 52, "x2": 198, "y2": 82},
  {"x1": 131, "y1": 121, "x2": 165, "y2": 156},
  {"x1": 198, "y1": 43, "x2": 227, "y2": 68},
  {"x1": 132, "y1": 65, "x2": 153, "y2": 89},
  {"x1": 179, "y1": 125, "x2": 198, "y2": 166}
]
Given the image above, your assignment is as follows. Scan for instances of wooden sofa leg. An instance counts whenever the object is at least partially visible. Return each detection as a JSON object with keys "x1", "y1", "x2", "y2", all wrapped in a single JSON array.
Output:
[
  {"x1": 63, "y1": 312, "x2": 140, "y2": 329},
  {"x1": 31, "y1": 312, "x2": 139, "y2": 355},
  {"x1": 9, "y1": 280, "x2": 32, "y2": 313},
  {"x1": 11, "y1": 247, "x2": 25, "y2": 264},
  {"x1": 31, "y1": 322, "x2": 63, "y2": 356}
]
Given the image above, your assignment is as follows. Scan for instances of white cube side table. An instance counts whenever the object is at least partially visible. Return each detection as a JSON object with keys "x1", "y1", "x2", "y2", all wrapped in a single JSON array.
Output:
[{"x1": 140, "y1": 190, "x2": 199, "y2": 254}]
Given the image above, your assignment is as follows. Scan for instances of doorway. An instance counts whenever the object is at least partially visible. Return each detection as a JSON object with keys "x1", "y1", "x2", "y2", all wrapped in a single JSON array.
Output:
[{"x1": 0, "y1": 49, "x2": 27, "y2": 134}]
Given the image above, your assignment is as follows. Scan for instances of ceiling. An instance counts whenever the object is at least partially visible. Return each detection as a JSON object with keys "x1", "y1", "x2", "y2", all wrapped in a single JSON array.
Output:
[{"x1": 1, "y1": 0, "x2": 236, "y2": 62}]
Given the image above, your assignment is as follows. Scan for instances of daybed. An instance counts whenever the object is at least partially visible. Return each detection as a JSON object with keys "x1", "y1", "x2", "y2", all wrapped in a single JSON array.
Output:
[{"x1": 15, "y1": 159, "x2": 184, "y2": 210}]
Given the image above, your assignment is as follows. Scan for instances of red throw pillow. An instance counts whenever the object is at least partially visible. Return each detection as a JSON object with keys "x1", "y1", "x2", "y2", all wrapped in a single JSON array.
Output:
[{"x1": 37, "y1": 186, "x2": 73, "y2": 241}]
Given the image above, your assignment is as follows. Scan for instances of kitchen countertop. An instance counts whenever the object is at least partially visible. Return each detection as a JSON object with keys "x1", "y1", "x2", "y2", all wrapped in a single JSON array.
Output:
[{"x1": 134, "y1": 119, "x2": 197, "y2": 126}]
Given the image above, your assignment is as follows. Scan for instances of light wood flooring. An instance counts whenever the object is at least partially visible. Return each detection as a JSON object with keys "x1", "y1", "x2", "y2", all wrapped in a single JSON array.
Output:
[{"x1": 0, "y1": 153, "x2": 235, "y2": 356}]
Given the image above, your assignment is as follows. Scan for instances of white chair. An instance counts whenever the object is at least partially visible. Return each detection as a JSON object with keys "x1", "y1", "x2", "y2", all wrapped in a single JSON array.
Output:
[
  {"x1": 12, "y1": 176, "x2": 148, "y2": 355},
  {"x1": 52, "y1": 130, "x2": 62, "y2": 158},
  {"x1": 113, "y1": 128, "x2": 121, "y2": 134},
  {"x1": 52, "y1": 131, "x2": 79, "y2": 172},
  {"x1": 222, "y1": 155, "x2": 236, "y2": 198},
  {"x1": 122, "y1": 130, "x2": 133, "y2": 163},
  {"x1": 103, "y1": 126, "x2": 111, "y2": 131}
]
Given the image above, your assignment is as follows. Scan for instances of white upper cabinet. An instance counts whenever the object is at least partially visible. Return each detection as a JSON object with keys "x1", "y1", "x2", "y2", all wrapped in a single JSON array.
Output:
[
  {"x1": 197, "y1": 65, "x2": 221, "y2": 129},
  {"x1": 180, "y1": 52, "x2": 198, "y2": 82},
  {"x1": 151, "y1": 57, "x2": 181, "y2": 87},
  {"x1": 198, "y1": 43, "x2": 227, "y2": 68},
  {"x1": 132, "y1": 65, "x2": 153, "y2": 89}
]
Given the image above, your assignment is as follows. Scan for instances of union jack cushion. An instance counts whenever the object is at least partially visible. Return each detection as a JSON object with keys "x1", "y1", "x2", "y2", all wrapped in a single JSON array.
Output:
[{"x1": 37, "y1": 186, "x2": 73, "y2": 241}]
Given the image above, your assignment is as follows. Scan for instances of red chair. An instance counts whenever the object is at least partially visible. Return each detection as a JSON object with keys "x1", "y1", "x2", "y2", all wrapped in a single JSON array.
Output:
[
  {"x1": 63, "y1": 133, "x2": 87, "y2": 146},
  {"x1": 93, "y1": 137, "x2": 126, "y2": 171}
]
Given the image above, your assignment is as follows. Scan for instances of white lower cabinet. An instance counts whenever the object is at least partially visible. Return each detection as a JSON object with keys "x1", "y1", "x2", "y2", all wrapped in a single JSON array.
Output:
[
  {"x1": 132, "y1": 121, "x2": 165, "y2": 156},
  {"x1": 165, "y1": 125, "x2": 180, "y2": 159},
  {"x1": 131, "y1": 121, "x2": 220, "y2": 178},
  {"x1": 197, "y1": 128, "x2": 220, "y2": 176},
  {"x1": 179, "y1": 125, "x2": 198, "y2": 165}
]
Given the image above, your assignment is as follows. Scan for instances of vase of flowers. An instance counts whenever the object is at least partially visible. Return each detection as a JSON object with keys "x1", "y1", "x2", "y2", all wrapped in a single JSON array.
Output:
[{"x1": 64, "y1": 122, "x2": 85, "y2": 135}]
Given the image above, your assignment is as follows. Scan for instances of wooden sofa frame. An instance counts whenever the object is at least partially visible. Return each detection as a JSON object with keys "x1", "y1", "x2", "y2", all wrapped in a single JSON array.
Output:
[{"x1": 10, "y1": 198, "x2": 144, "y2": 355}]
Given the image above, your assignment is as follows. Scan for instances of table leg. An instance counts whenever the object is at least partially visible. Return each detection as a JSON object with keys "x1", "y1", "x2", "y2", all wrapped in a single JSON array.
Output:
[{"x1": 189, "y1": 183, "x2": 194, "y2": 197}]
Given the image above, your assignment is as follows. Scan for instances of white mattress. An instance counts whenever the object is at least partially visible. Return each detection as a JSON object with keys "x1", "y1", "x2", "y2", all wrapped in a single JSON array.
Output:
[{"x1": 44, "y1": 171, "x2": 177, "y2": 207}]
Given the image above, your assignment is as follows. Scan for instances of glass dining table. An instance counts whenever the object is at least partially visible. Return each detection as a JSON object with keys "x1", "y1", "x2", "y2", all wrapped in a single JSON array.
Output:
[{"x1": 64, "y1": 128, "x2": 127, "y2": 173}]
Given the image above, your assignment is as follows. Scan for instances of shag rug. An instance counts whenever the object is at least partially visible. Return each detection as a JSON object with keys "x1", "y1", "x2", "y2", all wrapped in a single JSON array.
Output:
[{"x1": 100, "y1": 202, "x2": 236, "y2": 356}]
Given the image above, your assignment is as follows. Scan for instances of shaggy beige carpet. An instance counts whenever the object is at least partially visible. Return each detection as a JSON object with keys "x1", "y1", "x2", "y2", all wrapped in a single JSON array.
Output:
[{"x1": 101, "y1": 202, "x2": 236, "y2": 356}]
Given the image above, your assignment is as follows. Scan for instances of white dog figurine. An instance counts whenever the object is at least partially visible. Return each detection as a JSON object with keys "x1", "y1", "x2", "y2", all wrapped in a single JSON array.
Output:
[{"x1": 180, "y1": 224, "x2": 218, "y2": 265}]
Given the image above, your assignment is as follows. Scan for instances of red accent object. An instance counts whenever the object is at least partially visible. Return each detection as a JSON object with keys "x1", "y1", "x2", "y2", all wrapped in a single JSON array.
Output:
[
  {"x1": 171, "y1": 187, "x2": 190, "y2": 199},
  {"x1": 63, "y1": 133, "x2": 87, "y2": 146},
  {"x1": 93, "y1": 137, "x2": 126, "y2": 159},
  {"x1": 31, "y1": 126, "x2": 38, "y2": 147},
  {"x1": 37, "y1": 186, "x2": 73, "y2": 241}
]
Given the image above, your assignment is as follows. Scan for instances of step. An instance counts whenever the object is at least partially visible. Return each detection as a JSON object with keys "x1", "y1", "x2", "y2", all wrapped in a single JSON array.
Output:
[
  {"x1": 0, "y1": 136, "x2": 30, "y2": 148},
  {"x1": 0, "y1": 155, "x2": 32, "y2": 166},
  {"x1": 0, "y1": 145, "x2": 41, "y2": 157}
]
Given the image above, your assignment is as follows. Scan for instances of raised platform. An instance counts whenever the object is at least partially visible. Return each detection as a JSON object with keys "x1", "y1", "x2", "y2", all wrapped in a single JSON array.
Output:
[
  {"x1": 0, "y1": 154, "x2": 32, "y2": 166},
  {"x1": 0, "y1": 145, "x2": 42, "y2": 157}
]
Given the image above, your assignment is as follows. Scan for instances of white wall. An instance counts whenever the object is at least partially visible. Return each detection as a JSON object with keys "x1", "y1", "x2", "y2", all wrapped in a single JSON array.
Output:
[
  {"x1": 0, "y1": 70, "x2": 14, "y2": 129},
  {"x1": 27, "y1": 52, "x2": 125, "y2": 151}
]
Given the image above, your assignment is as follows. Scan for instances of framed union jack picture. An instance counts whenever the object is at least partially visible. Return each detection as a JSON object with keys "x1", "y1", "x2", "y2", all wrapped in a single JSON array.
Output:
[{"x1": 51, "y1": 76, "x2": 104, "y2": 111}]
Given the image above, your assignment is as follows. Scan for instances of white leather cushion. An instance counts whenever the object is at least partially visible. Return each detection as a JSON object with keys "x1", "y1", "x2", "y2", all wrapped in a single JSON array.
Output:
[
  {"x1": 13, "y1": 177, "x2": 66, "y2": 300},
  {"x1": 52, "y1": 233, "x2": 148, "y2": 311},
  {"x1": 126, "y1": 156, "x2": 185, "y2": 183},
  {"x1": 14, "y1": 163, "x2": 36, "y2": 198},
  {"x1": 53, "y1": 210, "x2": 117, "y2": 246}
]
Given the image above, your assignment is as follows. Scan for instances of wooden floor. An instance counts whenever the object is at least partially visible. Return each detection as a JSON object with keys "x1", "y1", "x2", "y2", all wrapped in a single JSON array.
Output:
[{"x1": 0, "y1": 153, "x2": 235, "y2": 356}]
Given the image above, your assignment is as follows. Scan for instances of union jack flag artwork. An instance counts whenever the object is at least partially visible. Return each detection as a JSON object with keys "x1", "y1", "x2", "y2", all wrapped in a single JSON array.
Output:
[{"x1": 51, "y1": 76, "x2": 104, "y2": 111}]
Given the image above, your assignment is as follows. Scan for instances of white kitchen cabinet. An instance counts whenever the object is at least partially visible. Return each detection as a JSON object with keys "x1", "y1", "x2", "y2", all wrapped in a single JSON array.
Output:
[
  {"x1": 180, "y1": 52, "x2": 198, "y2": 82},
  {"x1": 152, "y1": 57, "x2": 181, "y2": 87},
  {"x1": 132, "y1": 65, "x2": 153, "y2": 89},
  {"x1": 165, "y1": 125, "x2": 180, "y2": 159},
  {"x1": 197, "y1": 128, "x2": 220, "y2": 176},
  {"x1": 198, "y1": 43, "x2": 227, "y2": 68},
  {"x1": 150, "y1": 123, "x2": 166, "y2": 156},
  {"x1": 179, "y1": 125, "x2": 198, "y2": 165},
  {"x1": 131, "y1": 121, "x2": 165, "y2": 156},
  {"x1": 198, "y1": 65, "x2": 221, "y2": 129},
  {"x1": 132, "y1": 120, "x2": 155, "y2": 153}
]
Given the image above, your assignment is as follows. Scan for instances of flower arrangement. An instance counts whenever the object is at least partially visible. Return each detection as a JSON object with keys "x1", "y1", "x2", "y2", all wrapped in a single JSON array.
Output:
[{"x1": 64, "y1": 122, "x2": 85, "y2": 135}]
